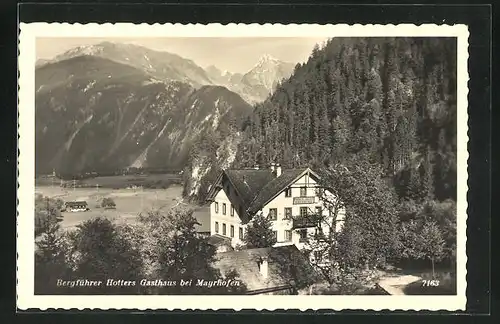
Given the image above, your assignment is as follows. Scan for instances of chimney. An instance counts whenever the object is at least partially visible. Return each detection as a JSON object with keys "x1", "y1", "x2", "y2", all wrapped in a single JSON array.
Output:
[
  {"x1": 275, "y1": 164, "x2": 282, "y2": 177},
  {"x1": 258, "y1": 257, "x2": 269, "y2": 279}
]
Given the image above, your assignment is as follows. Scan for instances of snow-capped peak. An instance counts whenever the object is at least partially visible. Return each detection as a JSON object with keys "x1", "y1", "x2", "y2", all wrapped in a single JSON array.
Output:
[{"x1": 258, "y1": 54, "x2": 279, "y2": 63}]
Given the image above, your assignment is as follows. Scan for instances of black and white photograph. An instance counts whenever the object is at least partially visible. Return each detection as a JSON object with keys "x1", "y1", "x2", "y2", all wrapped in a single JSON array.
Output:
[{"x1": 17, "y1": 23, "x2": 469, "y2": 310}]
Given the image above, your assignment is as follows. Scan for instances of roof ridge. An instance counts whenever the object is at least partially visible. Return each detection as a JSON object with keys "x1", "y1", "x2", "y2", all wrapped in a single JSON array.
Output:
[{"x1": 246, "y1": 168, "x2": 311, "y2": 214}]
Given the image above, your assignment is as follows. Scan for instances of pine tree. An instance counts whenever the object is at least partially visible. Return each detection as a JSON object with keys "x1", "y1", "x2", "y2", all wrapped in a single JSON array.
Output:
[{"x1": 243, "y1": 213, "x2": 277, "y2": 249}]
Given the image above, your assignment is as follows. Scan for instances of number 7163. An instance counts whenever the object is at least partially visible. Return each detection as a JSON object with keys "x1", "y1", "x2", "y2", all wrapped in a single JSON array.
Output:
[{"x1": 422, "y1": 280, "x2": 440, "y2": 287}]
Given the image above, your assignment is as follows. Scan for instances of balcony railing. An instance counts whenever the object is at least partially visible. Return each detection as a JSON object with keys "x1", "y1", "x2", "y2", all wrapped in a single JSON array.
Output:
[{"x1": 292, "y1": 214, "x2": 321, "y2": 229}]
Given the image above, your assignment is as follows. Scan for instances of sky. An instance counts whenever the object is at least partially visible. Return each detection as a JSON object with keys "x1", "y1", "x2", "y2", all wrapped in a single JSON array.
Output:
[{"x1": 36, "y1": 37, "x2": 329, "y2": 73}]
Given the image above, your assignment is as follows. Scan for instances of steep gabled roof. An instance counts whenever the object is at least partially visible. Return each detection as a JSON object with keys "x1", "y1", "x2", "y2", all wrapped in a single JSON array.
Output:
[
  {"x1": 247, "y1": 168, "x2": 306, "y2": 215},
  {"x1": 224, "y1": 169, "x2": 274, "y2": 207},
  {"x1": 213, "y1": 245, "x2": 320, "y2": 293},
  {"x1": 206, "y1": 167, "x2": 323, "y2": 220}
]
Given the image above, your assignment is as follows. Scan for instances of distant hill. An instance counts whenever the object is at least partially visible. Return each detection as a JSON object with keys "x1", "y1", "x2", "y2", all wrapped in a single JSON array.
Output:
[{"x1": 35, "y1": 55, "x2": 253, "y2": 176}]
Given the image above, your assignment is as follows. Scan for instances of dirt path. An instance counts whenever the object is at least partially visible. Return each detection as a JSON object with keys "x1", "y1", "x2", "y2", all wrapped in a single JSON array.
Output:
[{"x1": 378, "y1": 275, "x2": 422, "y2": 295}]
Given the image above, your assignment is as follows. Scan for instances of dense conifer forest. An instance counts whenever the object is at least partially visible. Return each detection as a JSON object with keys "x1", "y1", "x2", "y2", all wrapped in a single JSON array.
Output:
[{"x1": 235, "y1": 37, "x2": 457, "y2": 203}]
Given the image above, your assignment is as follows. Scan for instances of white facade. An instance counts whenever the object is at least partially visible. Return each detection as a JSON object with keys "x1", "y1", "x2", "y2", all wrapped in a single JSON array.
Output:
[
  {"x1": 209, "y1": 169, "x2": 345, "y2": 251},
  {"x1": 210, "y1": 187, "x2": 246, "y2": 245}
]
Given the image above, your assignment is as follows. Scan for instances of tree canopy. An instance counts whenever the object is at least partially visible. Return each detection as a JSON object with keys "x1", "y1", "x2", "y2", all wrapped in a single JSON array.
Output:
[{"x1": 242, "y1": 213, "x2": 277, "y2": 249}]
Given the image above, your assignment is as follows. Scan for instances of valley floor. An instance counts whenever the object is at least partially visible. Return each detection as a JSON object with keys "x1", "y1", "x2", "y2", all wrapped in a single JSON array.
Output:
[{"x1": 35, "y1": 184, "x2": 209, "y2": 231}]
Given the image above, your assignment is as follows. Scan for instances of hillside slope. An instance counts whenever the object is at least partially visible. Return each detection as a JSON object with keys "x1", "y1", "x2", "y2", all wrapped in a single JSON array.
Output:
[
  {"x1": 39, "y1": 41, "x2": 213, "y2": 88},
  {"x1": 35, "y1": 55, "x2": 253, "y2": 177},
  {"x1": 184, "y1": 38, "x2": 458, "y2": 203}
]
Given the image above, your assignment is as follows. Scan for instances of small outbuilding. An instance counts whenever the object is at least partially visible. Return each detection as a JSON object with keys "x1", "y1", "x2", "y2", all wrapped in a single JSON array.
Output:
[{"x1": 64, "y1": 201, "x2": 89, "y2": 212}]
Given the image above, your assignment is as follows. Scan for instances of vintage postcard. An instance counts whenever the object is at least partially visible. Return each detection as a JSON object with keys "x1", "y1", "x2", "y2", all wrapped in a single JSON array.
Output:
[{"x1": 17, "y1": 23, "x2": 469, "y2": 311}]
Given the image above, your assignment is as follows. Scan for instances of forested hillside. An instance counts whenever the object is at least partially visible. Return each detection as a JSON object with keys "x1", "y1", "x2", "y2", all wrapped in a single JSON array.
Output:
[{"x1": 234, "y1": 37, "x2": 457, "y2": 202}]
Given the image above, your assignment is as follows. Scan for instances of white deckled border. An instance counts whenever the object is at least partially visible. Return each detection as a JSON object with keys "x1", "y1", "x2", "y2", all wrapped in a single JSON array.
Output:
[{"x1": 17, "y1": 23, "x2": 469, "y2": 311}]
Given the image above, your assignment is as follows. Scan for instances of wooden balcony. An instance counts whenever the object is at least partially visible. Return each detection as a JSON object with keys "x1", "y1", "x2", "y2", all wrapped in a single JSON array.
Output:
[{"x1": 292, "y1": 214, "x2": 320, "y2": 229}]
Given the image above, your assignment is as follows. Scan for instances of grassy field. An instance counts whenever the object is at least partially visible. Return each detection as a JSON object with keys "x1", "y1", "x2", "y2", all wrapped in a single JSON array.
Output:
[{"x1": 35, "y1": 183, "x2": 209, "y2": 231}]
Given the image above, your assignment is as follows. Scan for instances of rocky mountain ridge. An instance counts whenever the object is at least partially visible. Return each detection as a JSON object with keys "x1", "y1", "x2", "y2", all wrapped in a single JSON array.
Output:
[
  {"x1": 38, "y1": 43, "x2": 296, "y2": 104},
  {"x1": 35, "y1": 55, "x2": 253, "y2": 176},
  {"x1": 204, "y1": 54, "x2": 295, "y2": 104}
]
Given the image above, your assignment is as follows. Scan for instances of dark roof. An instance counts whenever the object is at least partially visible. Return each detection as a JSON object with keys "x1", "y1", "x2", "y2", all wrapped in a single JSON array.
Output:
[
  {"x1": 65, "y1": 201, "x2": 88, "y2": 206},
  {"x1": 207, "y1": 167, "x2": 322, "y2": 220},
  {"x1": 247, "y1": 169, "x2": 305, "y2": 215},
  {"x1": 213, "y1": 245, "x2": 320, "y2": 293},
  {"x1": 224, "y1": 169, "x2": 274, "y2": 207},
  {"x1": 207, "y1": 234, "x2": 233, "y2": 247}
]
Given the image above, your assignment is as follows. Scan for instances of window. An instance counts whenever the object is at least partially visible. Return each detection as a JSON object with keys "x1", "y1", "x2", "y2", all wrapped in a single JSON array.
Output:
[
  {"x1": 314, "y1": 250, "x2": 322, "y2": 261},
  {"x1": 268, "y1": 208, "x2": 277, "y2": 221},
  {"x1": 300, "y1": 187, "x2": 307, "y2": 197},
  {"x1": 284, "y1": 207, "x2": 292, "y2": 219},
  {"x1": 239, "y1": 227, "x2": 244, "y2": 239},
  {"x1": 300, "y1": 207, "x2": 308, "y2": 217},
  {"x1": 214, "y1": 202, "x2": 219, "y2": 213},
  {"x1": 222, "y1": 223, "x2": 227, "y2": 236},
  {"x1": 222, "y1": 203, "x2": 227, "y2": 215},
  {"x1": 273, "y1": 231, "x2": 278, "y2": 242},
  {"x1": 230, "y1": 225, "x2": 234, "y2": 237},
  {"x1": 315, "y1": 206, "x2": 322, "y2": 216},
  {"x1": 284, "y1": 230, "x2": 292, "y2": 241},
  {"x1": 285, "y1": 187, "x2": 292, "y2": 197},
  {"x1": 215, "y1": 221, "x2": 219, "y2": 233},
  {"x1": 231, "y1": 205, "x2": 235, "y2": 217}
]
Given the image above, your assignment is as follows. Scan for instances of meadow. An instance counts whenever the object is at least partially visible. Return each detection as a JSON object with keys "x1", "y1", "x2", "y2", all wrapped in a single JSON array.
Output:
[{"x1": 36, "y1": 180, "x2": 209, "y2": 232}]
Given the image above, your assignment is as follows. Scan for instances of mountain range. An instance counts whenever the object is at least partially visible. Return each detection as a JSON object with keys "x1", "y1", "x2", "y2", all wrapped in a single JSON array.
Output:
[
  {"x1": 35, "y1": 41, "x2": 296, "y2": 176},
  {"x1": 36, "y1": 42, "x2": 295, "y2": 104},
  {"x1": 204, "y1": 55, "x2": 295, "y2": 104}
]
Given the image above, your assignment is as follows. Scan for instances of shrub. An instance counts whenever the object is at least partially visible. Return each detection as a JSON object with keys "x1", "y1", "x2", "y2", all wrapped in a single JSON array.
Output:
[{"x1": 101, "y1": 197, "x2": 116, "y2": 209}]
